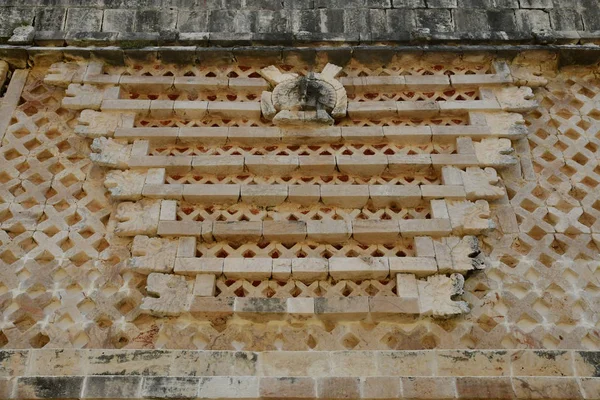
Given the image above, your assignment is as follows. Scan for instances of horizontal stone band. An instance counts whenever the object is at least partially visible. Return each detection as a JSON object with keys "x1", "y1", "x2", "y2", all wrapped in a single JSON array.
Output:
[{"x1": 2, "y1": 349, "x2": 598, "y2": 399}]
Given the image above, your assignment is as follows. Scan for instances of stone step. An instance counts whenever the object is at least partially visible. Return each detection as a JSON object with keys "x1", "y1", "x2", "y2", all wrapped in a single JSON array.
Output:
[
  {"x1": 126, "y1": 152, "x2": 514, "y2": 173},
  {"x1": 340, "y1": 63, "x2": 512, "y2": 94},
  {"x1": 140, "y1": 183, "x2": 474, "y2": 207},
  {"x1": 168, "y1": 256, "x2": 443, "y2": 281},
  {"x1": 83, "y1": 74, "x2": 269, "y2": 93},
  {"x1": 347, "y1": 99, "x2": 503, "y2": 119},
  {"x1": 142, "y1": 271, "x2": 469, "y2": 318},
  {"x1": 112, "y1": 124, "x2": 527, "y2": 144},
  {"x1": 154, "y1": 219, "x2": 456, "y2": 242},
  {"x1": 100, "y1": 99, "x2": 262, "y2": 119}
]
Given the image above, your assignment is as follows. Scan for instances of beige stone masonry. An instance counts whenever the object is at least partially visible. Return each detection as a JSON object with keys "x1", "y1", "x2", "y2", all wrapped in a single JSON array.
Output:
[
  {"x1": 137, "y1": 269, "x2": 468, "y2": 318},
  {"x1": 152, "y1": 217, "x2": 487, "y2": 241},
  {"x1": 114, "y1": 199, "x2": 161, "y2": 236},
  {"x1": 45, "y1": 61, "x2": 268, "y2": 91},
  {"x1": 127, "y1": 235, "x2": 178, "y2": 274},
  {"x1": 2, "y1": 349, "x2": 598, "y2": 399},
  {"x1": 328, "y1": 257, "x2": 389, "y2": 280},
  {"x1": 0, "y1": 69, "x2": 28, "y2": 141},
  {"x1": 126, "y1": 232, "x2": 484, "y2": 284},
  {"x1": 108, "y1": 124, "x2": 525, "y2": 145},
  {"x1": 63, "y1": 84, "x2": 119, "y2": 110},
  {"x1": 75, "y1": 110, "x2": 135, "y2": 138},
  {"x1": 139, "y1": 273, "x2": 192, "y2": 316},
  {"x1": 99, "y1": 149, "x2": 516, "y2": 176}
]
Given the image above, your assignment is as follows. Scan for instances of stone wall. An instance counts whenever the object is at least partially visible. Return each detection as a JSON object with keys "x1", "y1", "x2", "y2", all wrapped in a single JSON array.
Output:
[
  {"x1": 0, "y1": 0, "x2": 599, "y2": 46},
  {"x1": 1, "y1": 349, "x2": 599, "y2": 399}
]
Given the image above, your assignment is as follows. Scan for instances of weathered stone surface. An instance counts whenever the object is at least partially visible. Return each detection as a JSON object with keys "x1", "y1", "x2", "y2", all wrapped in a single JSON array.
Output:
[
  {"x1": 418, "y1": 273, "x2": 470, "y2": 317},
  {"x1": 114, "y1": 199, "x2": 161, "y2": 236},
  {"x1": 140, "y1": 273, "x2": 192, "y2": 316},
  {"x1": 128, "y1": 235, "x2": 178, "y2": 274}
]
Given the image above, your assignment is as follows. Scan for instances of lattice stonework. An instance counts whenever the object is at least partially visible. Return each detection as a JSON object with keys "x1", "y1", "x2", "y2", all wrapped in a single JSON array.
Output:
[{"x1": 0, "y1": 54, "x2": 598, "y2": 351}]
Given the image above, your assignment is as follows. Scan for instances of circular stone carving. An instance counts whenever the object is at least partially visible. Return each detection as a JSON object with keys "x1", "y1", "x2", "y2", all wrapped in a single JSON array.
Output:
[{"x1": 272, "y1": 75, "x2": 337, "y2": 112}]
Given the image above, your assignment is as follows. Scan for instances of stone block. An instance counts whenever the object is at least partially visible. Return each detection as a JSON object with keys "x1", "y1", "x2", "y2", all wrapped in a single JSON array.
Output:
[
  {"x1": 174, "y1": 258, "x2": 224, "y2": 276},
  {"x1": 389, "y1": 257, "x2": 438, "y2": 277},
  {"x1": 336, "y1": 155, "x2": 388, "y2": 176},
  {"x1": 287, "y1": 298, "x2": 315, "y2": 316},
  {"x1": 361, "y1": 376, "x2": 401, "y2": 399},
  {"x1": 291, "y1": 258, "x2": 328, "y2": 283},
  {"x1": 347, "y1": 101, "x2": 396, "y2": 118},
  {"x1": 208, "y1": 102, "x2": 262, "y2": 119},
  {"x1": 414, "y1": 236, "x2": 435, "y2": 258},
  {"x1": 141, "y1": 377, "x2": 199, "y2": 399},
  {"x1": 213, "y1": 221, "x2": 262, "y2": 243},
  {"x1": 314, "y1": 297, "x2": 369, "y2": 318},
  {"x1": 437, "y1": 350, "x2": 509, "y2": 377},
  {"x1": 512, "y1": 377, "x2": 581, "y2": 399},
  {"x1": 177, "y1": 237, "x2": 197, "y2": 258},
  {"x1": 306, "y1": 220, "x2": 351, "y2": 244},
  {"x1": 169, "y1": 351, "x2": 257, "y2": 377},
  {"x1": 86, "y1": 350, "x2": 173, "y2": 376},
  {"x1": 382, "y1": 126, "x2": 431, "y2": 144},
  {"x1": 456, "y1": 377, "x2": 514, "y2": 399},
  {"x1": 179, "y1": 127, "x2": 228, "y2": 145},
  {"x1": 129, "y1": 235, "x2": 177, "y2": 274},
  {"x1": 263, "y1": 221, "x2": 307, "y2": 243},
  {"x1": 317, "y1": 377, "x2": 360, "y2": 399},
  {"x1": 27, "y1": 349, "x2": 84, "y2": 376},
  {"x1": 223, "y1": 258, "x2": 272, "y2": 280},
  {"x1": 192, "y1": 155, "x2": 244, "y2": 175},
  {"x1": 340, "y1": 126, "x2": 385, "y2": 142},
  {"x1": 193, "y1": 274, "x2": 216, "y2": 297},
  {"x1": 395, "y1": 273, "x2": 420, "y2": 302},
  {"x1": 369, "y1": 185, "x2": 422, "y2": 208},
  {"x1": 158, "y1": 221, "x2": 203, "y2": 236},
  {"x1": 330, "y1": 351, "x2": 378, "y2": 377},
  {"x1": 234, "y1": 298, "x2": 286, "y2": 314},
  {"x1": 188, "y1": 297, "x2": 234, "y2": 317},
  {"x1": 298, "y1": 155, "x2": 337, "y2": 174},
  {"x1": 140, "y1": 273, "x2": 191, "y2": 317},
  {"x1": 288, "y1": 185, "x2": 321, "y2": 205},
  {"x1": 328, "y1": 257, "x2": 389, "y2": 280},
  {"x1": 245, "y1": 155, "x2": 298, "y2": 175},
  {"x1": 421, "y1": 185, "x2": 466, "y2": 200},
  {"x1": 510, "y1": 350, "x2": 574, "y2": 377},
  {"x1": 260, "y1": 377, "x2": 316, "y2": 399},
  {"x1": 369, "y1": 296, "x2": 420, "y2": 316},
  {"x1": 82, "y1": 376, "x2": 142, "y2": 399},
  {"x1": 320, "y1": 185, "x2": 369, "y2": 208},
  {"x1": 399, "y1": 219, "x2": 452, "y2": 237},
  {"x1": 352, "y1": 220, "x2": 400, "y2": 244},
  {"x1": 400, "y1": 377, "x2": 456, "y2": 399},
  {"x1": 197, "y1": 377, "x2": 259, "y2": 399},
  {"x1": 272, "y1": 259, "x2": 292, "y2": 281},
  {"x1": 574, "y1": 351, "x2": 600, "y2": 377},
  {"x1": 174, "y1": 101, "x2": 209, "y2": 119},
  {"x1": 143, "y1": 184, "x2": 184, "y2": 200},
  {"x1": 387, "y1": 154, "x2": 432, "y2": 174},
  {"x1": 581, "y1": 378, "x2": 600, "y2": 400},
  {"x1": 16, "y1": 377, "x2": 84, "y2": 400},
  {"x1": 183, "y1": 184, "x2": 240, "y2": 205},
  {"x1": 259, "y1": 352, "x2": 331, "y2": 377},
  {"x1": 241, "y1": 184, "x2": 288, "y2": 206}
]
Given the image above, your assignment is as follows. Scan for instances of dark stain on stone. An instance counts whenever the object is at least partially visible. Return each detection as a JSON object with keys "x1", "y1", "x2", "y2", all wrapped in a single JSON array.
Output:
[{"x1": 577, "y1": 351, "x2": 600, "y2": 377}]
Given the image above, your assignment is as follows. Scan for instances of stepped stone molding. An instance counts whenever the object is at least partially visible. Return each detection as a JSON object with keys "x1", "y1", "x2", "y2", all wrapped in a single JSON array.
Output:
[
  {"x1": 0, "y1": 349, "x2": 598, "y2": 399},
  {"x1": 45, "y1": 59, "x2": 539, "y2": 320},
  {"x1": 7, "y1": 53, "x2": 598, "y2": 356}
]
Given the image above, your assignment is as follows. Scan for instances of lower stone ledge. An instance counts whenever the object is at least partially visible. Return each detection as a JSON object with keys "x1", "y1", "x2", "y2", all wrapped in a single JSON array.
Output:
[
  {"x1": 3, "y1": 375, "x2": 598, "y2": 399},
  {"x1": 0, "y1": 350, "x2": 598, "y2": 399}
]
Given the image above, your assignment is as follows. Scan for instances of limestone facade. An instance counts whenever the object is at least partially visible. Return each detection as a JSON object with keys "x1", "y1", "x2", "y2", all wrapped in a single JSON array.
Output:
[{"x1": 0, "y1": 50, "x2": 599, "y2": 398}]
